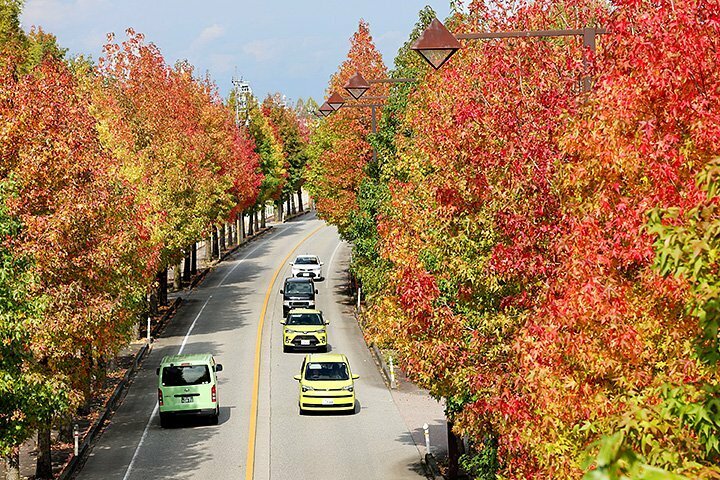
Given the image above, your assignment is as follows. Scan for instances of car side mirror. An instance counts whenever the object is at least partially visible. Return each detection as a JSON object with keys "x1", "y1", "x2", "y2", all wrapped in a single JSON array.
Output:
[
  {"x1": 156, "y1": 368, "x2": 160, "y2": 375},
  {"x1": 280, "y1": 321, "x2": 286, "y2": 325},
  {"x1": 352, "y1": 374, "x2": 360, "y2": 380},
  {"x1": 320, "y1": 262, "x2": 324, "y2": 266},
  {"x1": 293, "y1": 375, "x2": 301, "y2": 381},
  {"x1": 315, "y1": 289, "x2": 319, "y2": 294},
  {"x1": 289, "y1": 262, "x2": 293, "y2": 266},
  {"x1": 215, "y1": 364, "x2": 223, "y2": 372},
  {"x1": 324, "y1": 321, "x2": 329, "y2": 325},
  {"x1": 279, "y1": 289, "x2": 284, "y2": 294}
]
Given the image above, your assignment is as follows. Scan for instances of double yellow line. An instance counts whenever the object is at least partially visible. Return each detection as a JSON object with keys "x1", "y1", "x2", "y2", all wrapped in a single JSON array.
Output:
[{"x1": 244, "y1": 225, "x2": 324, "y2": 480}]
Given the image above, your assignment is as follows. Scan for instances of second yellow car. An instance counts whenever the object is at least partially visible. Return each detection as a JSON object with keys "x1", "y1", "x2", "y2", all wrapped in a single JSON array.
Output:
[{"x1": 282, "y1": 308, "x2": 328, "y2": 353}]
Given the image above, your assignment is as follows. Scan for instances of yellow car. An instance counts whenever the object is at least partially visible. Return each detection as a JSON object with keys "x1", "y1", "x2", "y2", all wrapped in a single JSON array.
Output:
[
  {"x1": 293, "y1": 353, "x2": 359, "y2": 414},
  {"x1": 282, "y1": 309, "x2": 328, "y2": 353}
]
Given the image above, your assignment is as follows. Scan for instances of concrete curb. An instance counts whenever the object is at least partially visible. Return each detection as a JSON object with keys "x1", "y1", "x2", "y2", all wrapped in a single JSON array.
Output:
[{"x1": 368, "y1": 342, "x2": 397, "y2": 390}]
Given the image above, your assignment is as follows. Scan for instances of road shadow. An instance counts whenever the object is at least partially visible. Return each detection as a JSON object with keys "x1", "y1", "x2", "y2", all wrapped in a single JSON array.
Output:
[{"x1": 160, "y1": 405, "x2": 234, "y2": 429}]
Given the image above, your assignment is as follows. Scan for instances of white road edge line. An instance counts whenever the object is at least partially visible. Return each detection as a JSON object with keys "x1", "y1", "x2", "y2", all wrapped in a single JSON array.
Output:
[
  {"x1": 325, "y1": 240, "x2": 343, "y2": 289},
  {"x1": 178, "y1": 295, "x2": 212, "y2": 354},
  {"x1": 218, "y1": 229, "x2": 277, "y2": 286},
  {"x1": 121, "y1": 295, "x2": 212, "y2": 480}
]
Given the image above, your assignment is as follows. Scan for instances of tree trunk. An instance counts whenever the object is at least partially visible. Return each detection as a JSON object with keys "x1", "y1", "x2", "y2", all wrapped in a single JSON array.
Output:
[
  {"x1": 58, "y1": 418, "x2": 73, "y2": 443},
  {"x1": 261, "y1": 205, "x2": 267, "y2": 229},
  {"x1": 228, "y1": 222, "x2": 234, "y2": 246},
  {"x1": 218, "y1": 224, "x2": 225, "y2": 252},
  {"x1": 156, "y1": 269, "x2": 168, "y2": 307},
  {"x1": 36, "y1": 426, "x2": 52, "y2": 479},
  {"x1": 173, "y1": 261, "x2": 182, "y2": 291},
  {"x1": 191, "y1": 242, "x2": 197, "y2": 275},
  {"x1": 211, "y1": 226, "x2": 219, "y2": 260},
  {"x1": 236, "y1": 217, "x2": 242, "y2": 244},
  {"x1": 277, "y1": 200, "x2": 284, "y2": 223},
  {"x1": 286, "y1": 196, "x2": 291, "y2": 216},
  {"x1": 446, "y1": 420, "x2": 461, "y2": 480},
  {"x1": 297, "y1": 188, "x2": 304, "y2": 212},
  {"x1": 247, "y1": 210, "x2": 254, "y2": 236},
  {"x1": 183, "y1": 249, "x2": 191, "y2": 282},
  {"x1": 253, "y1": 209, "x2": 259, "y2": 232},
  {"x1": 4, "y1": 449, "x2": 20, "y2": 480},
  {"x1": 204, "y1": 236, "x2": 211, "y2": 262},
  {"x1": 290, "y1": 193, "x2": 296, "y2": 214}
]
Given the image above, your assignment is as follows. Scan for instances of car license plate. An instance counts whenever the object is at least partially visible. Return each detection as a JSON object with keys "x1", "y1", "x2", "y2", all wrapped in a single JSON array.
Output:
[
  {"x1": 181, "y1": 396, "x2": 194, "y2": 404},
  {"x1": 322, "y1": 399, "x2": 334, "y2": 406},
  {"x1": 301, "y1": 340, "x2": 311, "y2": 346}
]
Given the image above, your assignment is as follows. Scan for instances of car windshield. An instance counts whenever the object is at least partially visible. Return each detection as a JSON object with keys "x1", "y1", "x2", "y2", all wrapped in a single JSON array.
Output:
[
  {"x1": 287, "y1": 313, "x2": 324, "y2": 326},
  {"x1": 304, "y1": 362, "x2": 349, "y2": 381},
  {"x1": 161, "y1": 365, "x2": 211, "y2": 386},
  {"x1": 295, "y1": 256, "x2": 318, "y2": 265},
  {"x1": 285, "y1": 282, "x2": 313, "y2": 295}
]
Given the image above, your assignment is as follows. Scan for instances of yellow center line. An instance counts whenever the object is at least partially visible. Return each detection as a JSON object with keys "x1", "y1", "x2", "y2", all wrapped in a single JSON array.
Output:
[{"x1": 245, "y1": 224, "x2": 325, "y2": 480}]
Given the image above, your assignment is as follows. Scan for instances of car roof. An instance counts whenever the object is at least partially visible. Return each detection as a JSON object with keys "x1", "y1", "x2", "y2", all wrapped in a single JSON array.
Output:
[
  {"x1": 160, "y1": 353, "x2": 214, "y2": 365},
  {"x1": 305, "y1": 353, "x2": 348, "y2": 363},
  {"x1": 284, "y1": 276, "x2": 314, "y2": 283},
  {"x1": 287, "y1": 308, "x2": 322, "y2": 314}
]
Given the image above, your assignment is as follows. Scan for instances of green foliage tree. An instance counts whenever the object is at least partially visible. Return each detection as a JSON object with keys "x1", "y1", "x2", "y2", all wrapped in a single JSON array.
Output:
[{"x1": 0, "y1": 183, "x2": 68, "y2": 478}]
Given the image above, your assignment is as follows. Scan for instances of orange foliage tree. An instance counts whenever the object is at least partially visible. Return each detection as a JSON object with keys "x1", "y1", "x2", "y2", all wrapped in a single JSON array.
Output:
[{"x1": 306, "y1": 20, "x2": 388, "y2": 235}]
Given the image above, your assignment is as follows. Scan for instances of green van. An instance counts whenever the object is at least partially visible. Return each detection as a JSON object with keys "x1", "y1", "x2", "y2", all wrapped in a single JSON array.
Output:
[{"x1": 156, "y1": 353, "x2": 222, "y2": 427}]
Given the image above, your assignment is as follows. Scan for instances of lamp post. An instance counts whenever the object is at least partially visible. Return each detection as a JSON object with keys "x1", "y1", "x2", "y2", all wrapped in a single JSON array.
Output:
[
  {"x1": 411, "y1": 18, "x2": 607, "y2": 92},
  {"x1": 318, "y1": 73, "x2": 417, "y2": 163}
]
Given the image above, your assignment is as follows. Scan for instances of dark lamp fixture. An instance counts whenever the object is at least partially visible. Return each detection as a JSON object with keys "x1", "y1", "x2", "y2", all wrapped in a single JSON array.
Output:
[
  {"x1": 327, "y1": 91, "x2": 346, "y2": 110},
  {"x1": 343, "y1": 71, "x2": 371, "y2": 100},
  {"x1": 318, "y1": 102, "x2": 334, "y2": 117},
  {"x1": 411, "y1": 18, "x2": 462, "y2": 70}
]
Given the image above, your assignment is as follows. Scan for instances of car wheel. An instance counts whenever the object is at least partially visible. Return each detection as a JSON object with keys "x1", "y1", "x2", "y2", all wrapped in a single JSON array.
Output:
[
  {"x1": 318, "y1": 345, "x2": 327, "y2": 353},
  {"x1": 282, "y1": 307, "x2": 289, "y2": 317},
  {"x1": 283, "y1": 345, "x2": 290, "y2": 353},
  {"x1": 299, "y1": 406, "x2": 306, "y2": 416},
  {"x1": 209, "y1": 407, "x2": 219, "y2": 425},
  {"x1": 160, "y1": 412, "x2": 171, "y2": 428}
]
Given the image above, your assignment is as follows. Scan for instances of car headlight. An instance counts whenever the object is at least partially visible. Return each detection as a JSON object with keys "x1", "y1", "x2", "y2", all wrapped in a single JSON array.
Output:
[
  {"x1": 286, "y1": 329, "x2": 299, "y2": 334},
  {"x1": 342, "y1": 385, "x2": 354, "y2": 392},
  {"x1": 316, "y1": 329, "x2": 326, "y2": 334},
  {"x1": 301, "y1": 385, "x2": 314, "y2": 392}
]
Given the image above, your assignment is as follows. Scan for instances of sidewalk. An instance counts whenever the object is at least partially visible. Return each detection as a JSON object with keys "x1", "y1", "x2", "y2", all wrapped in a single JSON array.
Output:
[{"x1": 390, "y1": 366, "x2": 449, "y2": 465}]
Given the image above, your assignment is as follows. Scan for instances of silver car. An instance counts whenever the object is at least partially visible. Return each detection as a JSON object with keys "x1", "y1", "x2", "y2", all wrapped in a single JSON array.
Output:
[{"x1": 290, "y1": 255, "x2": 323, "y2": 280}]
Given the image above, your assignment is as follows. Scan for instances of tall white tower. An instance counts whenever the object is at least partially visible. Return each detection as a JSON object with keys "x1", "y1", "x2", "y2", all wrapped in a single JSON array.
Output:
[{"x1": 231, "y1": 75, "x2": 252, "y2": 127}]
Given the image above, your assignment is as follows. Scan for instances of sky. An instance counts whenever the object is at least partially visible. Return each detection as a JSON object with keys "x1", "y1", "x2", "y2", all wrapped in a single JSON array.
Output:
[{"x1": 20, "y1": 0, "x2": 453, "y2": 105}]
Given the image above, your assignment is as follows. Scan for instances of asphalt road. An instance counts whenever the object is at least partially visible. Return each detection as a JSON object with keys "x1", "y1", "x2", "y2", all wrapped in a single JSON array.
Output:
[{"x1": 77, "y1": 214, "x2": 428, "y2": 480}]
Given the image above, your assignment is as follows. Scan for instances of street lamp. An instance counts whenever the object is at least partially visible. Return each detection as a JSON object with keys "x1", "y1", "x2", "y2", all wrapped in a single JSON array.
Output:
[
  {"x1": 318, "y1": 102, "x2": 334, "y2": 117},
  {"x1": 344, "y1": 72, "x2": 371, "y2": 100},
  {"x1": 411, "y1": 18, "x2": 607, "y2": 92},
  {"x1": 410, "y1": 18, "x2": 462, "y2": 70},
  {"x1": 327, "y1": 91, "x2": 346, "y2": 110}
]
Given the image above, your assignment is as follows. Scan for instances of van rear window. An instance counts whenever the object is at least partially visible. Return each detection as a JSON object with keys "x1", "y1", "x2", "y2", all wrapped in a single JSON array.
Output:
[{"x1": 162, "y1": 365, "x2": 211, "y2": 386}]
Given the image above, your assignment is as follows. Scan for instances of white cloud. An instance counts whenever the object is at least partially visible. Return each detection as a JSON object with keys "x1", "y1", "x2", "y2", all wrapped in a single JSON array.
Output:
[{"x1": 193, "y1": 24, "x2": 225, "y2": 47}]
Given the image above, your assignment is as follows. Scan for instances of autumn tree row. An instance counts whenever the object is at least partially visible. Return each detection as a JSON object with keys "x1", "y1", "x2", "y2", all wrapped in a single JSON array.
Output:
[
  {"x1": 0, "y1": 4, "x2": 308, "y2": 476},
  {"x1": 306, "y1": 1, "x2": 720, "y2": 478}
]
